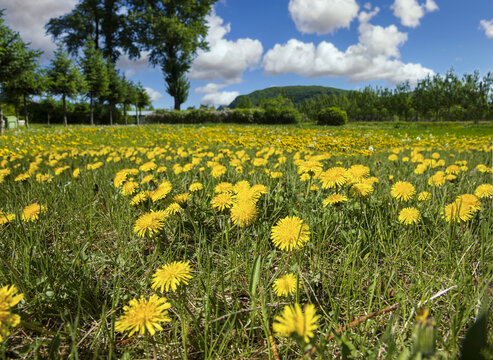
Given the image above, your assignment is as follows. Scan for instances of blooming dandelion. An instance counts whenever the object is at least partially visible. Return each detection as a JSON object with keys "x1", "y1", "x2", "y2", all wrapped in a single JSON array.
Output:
[
  {"x1": 273, "y1": 303, "x2": 319, "y2": 343},
  {"x1": 398, "y1": 207, "x2": 421, "y2": 225},
  {"x1": 211, "y1": 192, "x2": 234, "y2": 211},
  {"x1": 273, "y1": 274, "x2": 297, "y2": 297},
  {"x1": 0, "y1": 285, "x2": 24, "y2": 342},
  {"x1": 391, "y1": 181, "x2": 416, "y2": 201},
  {"x1": 189, "y1": 182, "x2": 203, "y2": 192},
  {"x1": 322, "y1": 194, "x2": 348, "y2": 207},
  {"x1": 133, "y1": 212, "x2": 165, "y2": 237},
  {"x1": 21, "y1": 204, "x2": 46, "y2": 222},
  {"x1": 350, "y1": 183, "x2": 373, "y2": 198},
  {"x1": 418, "y1": 191, "x2": 431, "y2": 201},
  {"x1": 121, "y1": 180, "x2": 139, "y2": 196},
  {"x1": 150, "y1": 181, "x2": 173, "y2": 202},
  {"x1": 164, "y1": 202, "x2": 182, "y2": 216},
  {"x1": 271, "y1": 216, "x2": 310, "y2": 251},
  {"x1": 475, "y1": 184, "x2": 493, "y2": 198},
  {"x1": 230, "y1": 201, "x2": 257, "y2": 227},
  {"x1": 115, "y1": 295, "x2": 171, "y2": 336},
  {"x1": 319, "y1": 167, "x2": 348, "y2": 189},
  {"x1": 151, "y1": 261, "x2": 193, "y2": 293},
  {"x1": 0, "y1": 212, "x2": 15, "y2": 225}
]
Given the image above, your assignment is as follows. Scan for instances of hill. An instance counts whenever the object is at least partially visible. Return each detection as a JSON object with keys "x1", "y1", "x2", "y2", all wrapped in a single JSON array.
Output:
[{"x1": 228, "y1": 85, "x2": 352, "y2": 108}]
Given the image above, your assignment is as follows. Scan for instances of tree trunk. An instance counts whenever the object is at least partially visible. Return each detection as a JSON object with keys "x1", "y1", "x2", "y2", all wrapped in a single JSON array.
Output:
[
  {"x1": 23, "y1": 95, "x2": 29, "y2": 128},
  {"x1": 63, "y1": 94, "x2": 67, "y2": 127},
  {"x1": 0, "y1": 102, "x2": 3, "y2": 135},
  {"x1": 109, "y1": 105, "x2": 113, "y2": 125},
  {"x1": 136, "y1": 104, "x2": 140, "y2": 125},
  {"x1": 47, "y1": 112, "x2": 50, "y2": 125},
  {"x1": 124, "y1": 103, "x2": 127, "y2": 125},
  {"x1": 90, "y1": 93, "x2": 94, "y2": 125},
  {"x1": 174, "y1": 96, "x2": 180, "y2": 111}
]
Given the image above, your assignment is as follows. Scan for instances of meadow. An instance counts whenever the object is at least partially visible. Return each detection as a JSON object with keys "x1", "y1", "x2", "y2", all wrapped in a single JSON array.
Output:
[{"x1": 0, "y1": 122, "x2": 492, "y2": 359}]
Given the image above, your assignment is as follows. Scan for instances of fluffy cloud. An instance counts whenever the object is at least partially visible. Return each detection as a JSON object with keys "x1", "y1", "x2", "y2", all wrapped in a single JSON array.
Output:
[
  {"x1": 189, "y1": 11, "x2": 263, "y2": 84},
  {"x1": 391, "y1": 0, "x2": 438, "y2": 28},
  {"x1": 199, "y1": 90, "x2": 240, "y2": 106},
  {"x1": 117, "y1": 52, "x2": 151, "y2": 77},
  {"x1": 288, "y1": 0, "x2": 359, "y2": 34},
  {"x1": 262, "y1": 8, "x2": 433, "y2": 85},
  {"x1": 1, "y1": 0, "x2": 77, "y2": 61},
  {"x1": 480, "y1": 19, "x2": 493, "y2": 38},
  {"x1": 143, "y1": 87, "x2": 163, "y2": 102}
]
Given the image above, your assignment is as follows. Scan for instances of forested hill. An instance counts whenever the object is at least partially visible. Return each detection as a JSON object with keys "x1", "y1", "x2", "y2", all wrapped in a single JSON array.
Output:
[{"x1": 228, "y1": 85, "x2": 352, "y2": 108}]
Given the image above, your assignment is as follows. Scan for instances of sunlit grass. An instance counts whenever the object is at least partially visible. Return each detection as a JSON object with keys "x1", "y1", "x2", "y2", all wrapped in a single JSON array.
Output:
[{"x1": 0, "y1": 122, "x2": 491, "y2": 358}]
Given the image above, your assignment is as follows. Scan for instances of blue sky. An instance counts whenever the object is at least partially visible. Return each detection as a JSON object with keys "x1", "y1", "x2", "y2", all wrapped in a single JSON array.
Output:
[{"x1": 2, "y1": 0, "x2": 493, "y2": 109}]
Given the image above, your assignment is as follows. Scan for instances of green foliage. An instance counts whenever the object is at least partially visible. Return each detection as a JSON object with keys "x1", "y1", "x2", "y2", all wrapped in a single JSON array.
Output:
[
  {"x1": 317, "y1": 106, "x2": 348, "y2": 126},
  {"x1": 147, "y1": 107, "x2": 301, "y2": 124}
]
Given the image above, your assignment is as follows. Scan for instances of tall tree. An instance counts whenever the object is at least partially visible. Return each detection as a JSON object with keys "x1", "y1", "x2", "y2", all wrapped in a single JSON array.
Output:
[
  {"x1": 128, "y1": 0, "x2": 218, "y2": 110},
  {"x1": 47, "y1": 45, "x2": 85, "y2": 126},
  {"x1": 46, "y1": 0, "x2": 137, "y2": 63},
  {"x1": 122, "y1": 78, "x2": 138, "y2": 125},
  {"x1": 81, "y1": 38, "x2": 109, "y2": 125},
  {"x1": 105, "y1": 59, "x2": 125, "y2": 125},
  {"x1": 0, "y1": 10, "x2": 29, "y2": 134}
]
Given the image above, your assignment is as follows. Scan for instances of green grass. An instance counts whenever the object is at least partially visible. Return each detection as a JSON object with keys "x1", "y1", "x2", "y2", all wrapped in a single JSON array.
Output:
[{"x1": 0, "y1": 123, "x2": 491, "y2": 359}]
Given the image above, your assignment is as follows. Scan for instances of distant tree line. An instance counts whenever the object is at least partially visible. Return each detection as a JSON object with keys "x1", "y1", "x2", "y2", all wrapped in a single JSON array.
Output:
[
  {"x1": 0, "y1": 0, "x2": 218, "y2": 132},
  {"x1": 298, "y1": 69, "x2": 493, "y2": 123}
]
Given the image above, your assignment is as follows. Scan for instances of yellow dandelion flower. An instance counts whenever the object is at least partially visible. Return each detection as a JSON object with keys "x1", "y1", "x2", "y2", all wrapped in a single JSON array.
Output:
[
  {"x1": 445, "y1": 165, "x2": 460, "y2": 175},
  {"x1": 157, "y1": 166, "x2": 167, "y2": 173},
  {"x1": 273, "y1": 303, "x2": 319, "y2": 344},
  {"x1": 130, "y1": 191, "x2": 150, "y2": 206},
  {"x1": 151, "y1": 261, "x2": 193, "y2": 293},
  {"x1": 164, "y1": 202, "x2": 182, "y2": 216},
  {"x1": 319, "y1": 167, "x2": 348, "y2": 189},
  {"x1": 0, "y1": 285, "x2": 24, "y2": 342},
  {"x1": 211, "y1": 193, "x2": 234, "y2": 211},
  {"x1": 475, "y1": 184, "x2": 492, "y2": 198},
  {"x1": 121, "y1": 180, "x2": 139, "y2": 196},
  {"x1": 388, "y1": 154, "x2": 398, "y2": 161},
  {"x1": 273, "y1": 274, "x2": 297, "y2": 297},
  {"x1": 189, "y1": 183, "x2": 203, "y2": 192},
  {"x1": 72, "y1": 168, "x2": 80, "y2": 178},
  {"x1": 431, "y1": 152, "x2": 440, "y2": 159},
  {"x1": 35, "y1": 173, "x2": 51, "y2": 183},
  {"x1": 270, "y1": 171, "x2": 283, "y2": 179},
  {"x1": 133, "y1": 212, "x2": 165, "y2": 237},
  {"x1": 21, "y1": 204, "x2": 46, "y2": 222},
  {"x1": 391, "y1": 181, "x2": 416, "y2": 201},
  {"x1": 211, "y1": 165, "x2": 227, "y2": 178},
  {"x1": 418, "y1": 191, "x2": 431, "y2": 201},
  {"x1": 230, "y1": 201, "x2": 257, "y2": 227},
  {"x1": 323, "y1": 194, "x2": 348, "y2": 207},
  {"x1": 140, "y1": 174, "x2": 154, "y2": 184},
  {"x1": 139, "y1": 161, "x2": 157, "y2": 172},
  {"x1": 86, "y1": 162, "x2": 103, "y2": 170},
  {"x1": 14, "y1": 173, "x2": 30, "y2": 182},
  {"x1": 271, "y1": 216, "x2": 310, "y2": 251},
  {"x1": 115, "y1": 295, "x2": 171, "y2": 336},
  {"x1": 215, "y1": 182, "x2": 233, "y2": 193},
  {"x1": 350, "y1": 183, "x2": 373, "y2": 198},
  {"x1": 441, "y1": 201, "x2": 474, "y2": 223},
  {"x1": 398, "y1": 207, "x2": 421, "y2": 225},
  {"x1": 456, "y1": 194, "x2": 481, "y2": 212},
  {"x1": 0, "y1": 212, "x2": 15, "y2": 225},
  {"x1": 150, "y1": 181, "x2": 172, "y2": 202},
  {"x1": 347, "y1": 164, "x2": 370, "y2": 183},
  {"x1": 428, "y1": 173, "x2": 445, "y2": 187},
  {"x1": 253, "y1": 158, "x2": 268, "y2": 167},
  {"x1": 173, "y1": 193, "x2": 190, "y2": 205}
]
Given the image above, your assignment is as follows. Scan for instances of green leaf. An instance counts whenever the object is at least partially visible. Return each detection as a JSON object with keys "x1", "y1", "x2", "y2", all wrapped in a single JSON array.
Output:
[
  {"x1": 460, "y1": 294, "x2": 490, "y2": 360},
  {"x1": 249, "y1": 254, "x2": 262, "y2": 300}
]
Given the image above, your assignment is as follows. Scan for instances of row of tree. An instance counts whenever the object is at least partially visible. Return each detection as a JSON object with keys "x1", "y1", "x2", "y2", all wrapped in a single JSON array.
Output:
[
  {"x1": 0, "y1": 0, "x2": 219, "y2": 132},
  {"x1": 298, "y1": 69, "x2": 493, "y2": 122}
]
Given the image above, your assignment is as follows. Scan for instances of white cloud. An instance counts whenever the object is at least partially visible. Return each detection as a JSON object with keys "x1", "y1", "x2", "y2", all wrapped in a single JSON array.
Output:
[
  {"x1": 117, "y1": 52, "x2": 151, "y2": 77},
  {"x1": 143, "y1": 87, "x2": 163, "y2": 102},
  {"x1": 288, "y1": 0, "x2": 359, "y2": 35},
  {"x1": 480, "y1": 19, "x2": 493, "y2": 38},
  {"x1": 195, "y1": 83, "x2": 227, "y2": 94},
  {"x1": 1, "y1": 0, "x2": 77, "y2": 61},
  {"x1": 200, "y1": 90, "x2": 239, "y2": 106},
  {"x1": 262, "y1": 8, "x2": 433, "y2": 85},
  {"x1": 189, "y1": 11, "x2": 263, "y2": 83},
  {"x1": 391, "y1": 0, "x2": 438, "y2": 28}
]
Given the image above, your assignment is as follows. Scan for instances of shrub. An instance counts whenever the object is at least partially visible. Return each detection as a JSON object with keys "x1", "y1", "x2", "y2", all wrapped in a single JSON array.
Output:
[{"x1": 317, "y1": 107, "x2": 348, "y2": 126}]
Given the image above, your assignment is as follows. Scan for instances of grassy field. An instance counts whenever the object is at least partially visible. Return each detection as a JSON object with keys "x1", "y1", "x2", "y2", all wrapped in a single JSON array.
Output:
[{"x1": 0, "y1": 122, "x2": 492, "y2": 359}]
